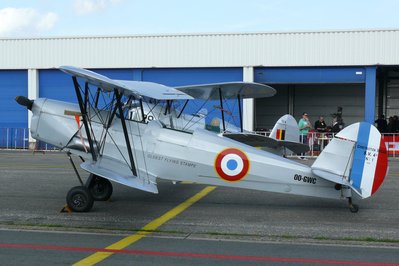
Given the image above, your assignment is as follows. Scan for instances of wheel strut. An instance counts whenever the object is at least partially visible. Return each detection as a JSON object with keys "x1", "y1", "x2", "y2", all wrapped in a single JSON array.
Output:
[
  {"x1": 67, "y1": 152, "x2": 84, "y2": 185},
  {"x1": 348, "y1": 197, "x2": 359, "y2": 213},
  {"x1": 64, "y1": 153, "x2": 95, "y2": 212}
]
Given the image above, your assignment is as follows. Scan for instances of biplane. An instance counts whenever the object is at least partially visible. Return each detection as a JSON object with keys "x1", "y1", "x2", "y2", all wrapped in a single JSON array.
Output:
[{"x1": 15, "y1": 66, "x2": 388, "y2": 213}]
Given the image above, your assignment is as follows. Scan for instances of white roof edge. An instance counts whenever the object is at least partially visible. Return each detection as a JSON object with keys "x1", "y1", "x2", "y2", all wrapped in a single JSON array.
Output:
[{"x1": 1, "y1": 28, "x2": 399, "y2": 41}]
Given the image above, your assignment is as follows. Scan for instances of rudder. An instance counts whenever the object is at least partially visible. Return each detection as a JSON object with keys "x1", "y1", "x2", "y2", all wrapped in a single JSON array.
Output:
[{"x1": 311, "y1": 122, "x2": 388, "y2": 198}]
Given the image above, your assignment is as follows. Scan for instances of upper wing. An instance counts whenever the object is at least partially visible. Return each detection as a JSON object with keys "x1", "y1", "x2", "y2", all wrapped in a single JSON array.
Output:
[
  {"x1": 115, "y1": 80, "x2": 193, "y2": 100},
  {"x1": 175, "y1": 82, "x2": 276, "y2": 100},
  {"x1": 59, "y1": 66, "x2": 193, "y2": 100}
]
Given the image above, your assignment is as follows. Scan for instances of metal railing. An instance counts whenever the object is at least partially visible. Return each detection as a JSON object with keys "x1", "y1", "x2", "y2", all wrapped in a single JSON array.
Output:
[
  {"x1": 0, "y1": 128, "x2": 29, "y2": 149},
  {"x1": 0, "y1": 128, "x2": 57, "y2": 151},
  {"x1": 1, "y1": 127, "x2": 398, "y2": 157},
  {"x1": 255, "y1": 130, "x2": 399, "y2": 158}
]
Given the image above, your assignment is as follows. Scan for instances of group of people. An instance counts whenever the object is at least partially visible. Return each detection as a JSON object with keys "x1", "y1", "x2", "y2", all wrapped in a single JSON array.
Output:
[
  {"x1": 297, "y1": 112, "x2": 341, "y2": 159},
  {"x1": 298, "y1": 112, "x2": 342, "y2": 144},
  {"x1": 375, "y1": 115, "x2": 399, "y2": 133}
]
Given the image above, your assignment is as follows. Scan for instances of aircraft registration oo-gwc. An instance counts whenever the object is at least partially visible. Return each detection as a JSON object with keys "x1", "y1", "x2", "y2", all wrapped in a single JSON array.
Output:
[{"x1": 15, "y1": 66, "x2": 388, "y2": 213}]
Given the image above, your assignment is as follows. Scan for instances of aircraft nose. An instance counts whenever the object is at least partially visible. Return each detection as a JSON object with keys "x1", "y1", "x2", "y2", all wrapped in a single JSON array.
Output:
[{"x1": 15, "y1": 96, "x2": 34, "y2": 110}]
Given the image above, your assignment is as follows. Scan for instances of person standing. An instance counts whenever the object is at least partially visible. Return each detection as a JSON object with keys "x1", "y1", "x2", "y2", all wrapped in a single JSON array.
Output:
[
  {"x1": 298, "y1": 112, "x2": 312, "y2": 159},
  {"x1": 375, "y1": 114, "x2": 387, "y2": 133},
  {"x1": 314, "y1": 116, "x2": 327, "y2": 132},
  {"x1": 298, "y1": 112, "x2": 312, "y2": 143}
]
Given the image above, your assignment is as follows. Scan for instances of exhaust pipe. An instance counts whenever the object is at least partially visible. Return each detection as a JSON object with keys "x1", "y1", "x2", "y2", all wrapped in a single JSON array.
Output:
[{"x1": 15, "y1": 96, "x2": 34, "y2": 110}]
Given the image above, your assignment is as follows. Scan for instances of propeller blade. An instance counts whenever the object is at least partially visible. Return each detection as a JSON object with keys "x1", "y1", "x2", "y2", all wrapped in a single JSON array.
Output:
[{"x1": 15, "y1": 96, "x2": 34, "y2": 110}]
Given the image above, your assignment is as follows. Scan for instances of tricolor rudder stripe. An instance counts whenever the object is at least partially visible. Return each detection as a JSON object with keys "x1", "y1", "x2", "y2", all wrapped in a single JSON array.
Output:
[
  {"x1": 276, "y1": 129, "x2": 285, "y2": 140},
  {"x1": 214, "y1": 148, "x2": 250, "y2": 182},
  {"x1": 348, "y1": 122, "x2": 388, "y2": 198}
]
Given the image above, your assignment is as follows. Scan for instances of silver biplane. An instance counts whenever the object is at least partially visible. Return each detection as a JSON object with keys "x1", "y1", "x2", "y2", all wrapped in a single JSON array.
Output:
[{"x1": 15, "y1": 66, "x2": 388, "y2": 213}]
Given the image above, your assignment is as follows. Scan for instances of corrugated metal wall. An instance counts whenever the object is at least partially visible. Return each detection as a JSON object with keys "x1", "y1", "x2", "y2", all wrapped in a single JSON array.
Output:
[{"x1": 1, "y1": 29, "x2": 399, "y2": 69}]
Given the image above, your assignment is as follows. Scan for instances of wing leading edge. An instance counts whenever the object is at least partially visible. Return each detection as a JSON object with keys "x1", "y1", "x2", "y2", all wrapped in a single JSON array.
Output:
[
  {"x1": 59, "y1": 66, "x2": 193, "y2": 100},
  {"x1": 60, "y1": 66, "x2": 275, "y2": 100},
  {"x1": 175, "y1": 82, "x2": 276, "y2": 100}
]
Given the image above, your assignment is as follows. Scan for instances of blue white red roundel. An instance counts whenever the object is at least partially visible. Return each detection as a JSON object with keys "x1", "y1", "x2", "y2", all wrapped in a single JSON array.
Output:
[{"x1": 214, "y1": 148, "x2": 250, "y2": 182}]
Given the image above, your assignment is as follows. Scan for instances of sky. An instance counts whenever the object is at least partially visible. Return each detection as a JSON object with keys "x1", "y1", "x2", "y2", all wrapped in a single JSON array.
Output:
[{"x1": 1, "y1": 0, "x2": 399, "y2": 37}]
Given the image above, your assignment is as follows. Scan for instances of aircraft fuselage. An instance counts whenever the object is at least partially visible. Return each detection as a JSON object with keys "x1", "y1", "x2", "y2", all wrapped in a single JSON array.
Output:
[{"x1": 30, "y1": 98, "x2": 350, "y2": 200}]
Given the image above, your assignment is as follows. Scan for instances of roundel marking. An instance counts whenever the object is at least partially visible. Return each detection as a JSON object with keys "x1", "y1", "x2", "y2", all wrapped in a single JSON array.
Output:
[{"x1": 214, "y1": 148, "x2": 250, "y2": 182}]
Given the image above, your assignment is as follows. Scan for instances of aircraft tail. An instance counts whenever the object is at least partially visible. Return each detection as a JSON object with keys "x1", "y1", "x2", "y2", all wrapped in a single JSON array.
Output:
[
  {"x1": 311, "y1": 122, "x2": 388, "y2": 198},
  {"x1": 269, "y1": 114, "x2": 300, "y2": 142}
]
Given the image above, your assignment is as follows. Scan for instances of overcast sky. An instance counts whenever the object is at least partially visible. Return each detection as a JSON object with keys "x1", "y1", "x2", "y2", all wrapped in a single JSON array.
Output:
[{"x1": 1, "y1": 0, "x2": 399, "y2": 37}]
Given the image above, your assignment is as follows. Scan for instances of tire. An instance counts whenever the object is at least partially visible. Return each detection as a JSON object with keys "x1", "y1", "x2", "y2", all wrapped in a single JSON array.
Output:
[
  {"x1": 349, "y1": 204, "x2": 359, "y2": 213},
  {"x1": 88, "y1": 175, "x2": 113, "y2": 201},
  {"x1": 66, "y1": 186, "x2": 94, "y2": 212}
]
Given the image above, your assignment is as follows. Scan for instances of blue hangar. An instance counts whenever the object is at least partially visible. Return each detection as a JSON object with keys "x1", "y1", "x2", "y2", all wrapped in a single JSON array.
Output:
[{"x1": 1, "y1": 29, "x2": 399, "y2": 148}]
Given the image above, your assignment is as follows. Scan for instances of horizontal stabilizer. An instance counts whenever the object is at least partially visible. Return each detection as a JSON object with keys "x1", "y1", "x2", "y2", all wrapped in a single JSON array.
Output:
[
  {"x1": 81, "y1": 156, "x2": 158, "y2": 194},
  {"x1": 312, "y1": 122, "x2": 388, "y2": 198},
  {"x1": 223, "y1": 133, "x2": 309, "y2": 154},
  {"x1": 278, "y1": 140, "x2": 310, "y2": 154},
  {"x1": 223, "y1": 133, "x2": 278, "y2": 148},
  {"x1": 311, "y1": 137, "x2": 355, "y2": 185}
]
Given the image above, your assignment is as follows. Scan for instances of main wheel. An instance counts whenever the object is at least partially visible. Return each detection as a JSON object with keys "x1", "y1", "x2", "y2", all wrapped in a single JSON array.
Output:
[
  {"x1": 66, "y1": 186, "x2": 94, "y2": 212},
  {"x1": 349, "y1": 204, "x2": 359, "y2": 213},
  {"x1": 88, "y1": 175, "x2": 113, "y2": 201}
]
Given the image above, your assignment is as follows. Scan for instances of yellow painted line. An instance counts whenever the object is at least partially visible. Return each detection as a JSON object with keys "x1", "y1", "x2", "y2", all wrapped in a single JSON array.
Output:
[
  {"x1": 73, "y1": 186, "x2": 216, "y2": 266},
  {"x1": 180, "y1": 181, "x2": 194, "y2": 184}
]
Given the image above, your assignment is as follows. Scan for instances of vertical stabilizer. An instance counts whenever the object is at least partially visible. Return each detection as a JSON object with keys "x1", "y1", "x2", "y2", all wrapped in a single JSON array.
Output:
[
  {"x1": 311, "y1": 122, "x2": 388, "y2": 198},
  {"x1": 269, "y1": 114, "x2": 300, "y2": 142}
]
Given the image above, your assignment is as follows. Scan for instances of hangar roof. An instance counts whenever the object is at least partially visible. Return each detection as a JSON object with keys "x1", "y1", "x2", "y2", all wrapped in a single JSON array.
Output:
[{"x1": 1, "y1": 29, "x2": 399, "y2": 69}]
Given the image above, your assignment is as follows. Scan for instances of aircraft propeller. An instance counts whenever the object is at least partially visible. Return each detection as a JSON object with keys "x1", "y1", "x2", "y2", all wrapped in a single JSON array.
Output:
[{"x1": 15, "y1": 96, "x2": 34, "y2": 110}]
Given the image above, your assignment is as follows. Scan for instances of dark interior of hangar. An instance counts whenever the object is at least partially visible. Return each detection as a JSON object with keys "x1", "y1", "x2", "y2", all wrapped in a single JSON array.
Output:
[
  {"x1": 377, "y1": 66, "x2": 399, "y2": 119},
  {"x1": 254, "y1": 84, "x2": 365, "y2": 131},
  {"x1": 254, "y1": 66, "x2": 399, "y2": 131}
]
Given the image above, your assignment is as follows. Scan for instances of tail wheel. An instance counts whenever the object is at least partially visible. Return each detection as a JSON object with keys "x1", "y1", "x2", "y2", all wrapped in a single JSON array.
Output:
[
  {"x1": 88, "y1": 175, "x2": 113, "y2": 201},
  {"x1": 66, "y1": 186, "x2": 94, "y2": 212}
]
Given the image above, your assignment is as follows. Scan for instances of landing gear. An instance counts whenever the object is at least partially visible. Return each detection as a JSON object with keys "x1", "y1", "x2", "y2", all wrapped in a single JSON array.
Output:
[
  {"x1": 348, "y1": 197, "x2": 359, "y2": 213},
  {"x1": 66, "y1": 186, "x2": 94, "y2": 212},
  {"x1": 65, "y1": 153, "x2": 113, "y2": 212},
  {"x1": 86, "y1": 174, "x2": 113, "y2": 201}
]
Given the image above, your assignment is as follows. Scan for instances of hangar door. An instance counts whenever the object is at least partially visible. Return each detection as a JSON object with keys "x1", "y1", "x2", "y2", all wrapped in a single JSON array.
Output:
[
  {"x1": 0, "y1": 70, "x2": 28, "y2": 148},
  {"x1": 293, "y1": 84, "x2": 364, "y2": 127},
  {"x1": 255, "y1": 84, "x2": 364, "y2": 130},
  {"x1": 254, "y1": 67, "x2": 366, "y2": 131},
  {"x1": 386, "y1": 79, "x2": 399, "y2": 118}
]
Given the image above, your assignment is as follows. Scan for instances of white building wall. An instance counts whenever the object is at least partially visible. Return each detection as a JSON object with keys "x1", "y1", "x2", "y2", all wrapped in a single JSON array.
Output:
[{"x1": 1, "y1": 29, "x2": 399, "y2": 69}]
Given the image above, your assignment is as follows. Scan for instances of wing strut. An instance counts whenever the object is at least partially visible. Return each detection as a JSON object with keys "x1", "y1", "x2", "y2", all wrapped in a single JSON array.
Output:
[
  {"x1": 177, "y1": 100, "x2": 189, "y2": 119},
  {"x1": 139, "y1": 99, "x2": 146, "y2": 123},
  {"x1": 114, "y1": 89, "x2": 137, "y2": 176},
  {"x1": 94, "y1": 87, "x2": 101, "y2": 108},
  {"x1": 237, "y1": 94, "x2": 243, "y2": 132},
  {"x1": 218, "y1": 87, "x2": 226, "y2": 132},
  {"x1": 72, "y1": 77, "x2": 97, "y2": 162}
]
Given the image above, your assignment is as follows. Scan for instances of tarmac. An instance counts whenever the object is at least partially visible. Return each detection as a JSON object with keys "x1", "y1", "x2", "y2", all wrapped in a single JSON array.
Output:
[{"x1": 0, "y1": 150, "x2": 398, "y2": 265}]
